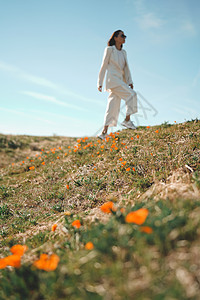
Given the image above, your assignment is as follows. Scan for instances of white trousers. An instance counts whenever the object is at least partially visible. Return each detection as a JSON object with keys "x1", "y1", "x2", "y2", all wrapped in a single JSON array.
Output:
[{"x1": 103, "y1": 83, "x2": 138, "y2": 127}]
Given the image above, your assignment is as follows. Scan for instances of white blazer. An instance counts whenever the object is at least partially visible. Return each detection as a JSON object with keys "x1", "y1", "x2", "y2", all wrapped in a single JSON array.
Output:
[{"x1": 97, "y1": 45, "x2": 133, "y2": 91}]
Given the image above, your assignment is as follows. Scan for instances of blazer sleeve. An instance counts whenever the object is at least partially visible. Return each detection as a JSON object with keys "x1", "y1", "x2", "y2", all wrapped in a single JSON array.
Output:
[
  {"x1": 97, "y1": 47, "x2": 112, "y2": 88},
  {"x1": 123, "y1": 50, "x2": 133, "y2": 86}
]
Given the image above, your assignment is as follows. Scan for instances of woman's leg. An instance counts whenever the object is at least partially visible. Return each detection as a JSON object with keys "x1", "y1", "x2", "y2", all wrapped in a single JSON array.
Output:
[
  {"x1": 111, "y1": 84, "x2": 138, "y2": 118},
  {"x1": 101, "y1": 90, "x2": 121, "y2": 134}
]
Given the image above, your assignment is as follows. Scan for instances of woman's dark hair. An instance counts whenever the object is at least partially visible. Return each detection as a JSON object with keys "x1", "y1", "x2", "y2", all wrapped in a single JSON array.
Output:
[{"x1": 108, "y1": 30, "x2": 123, "y2": 48}]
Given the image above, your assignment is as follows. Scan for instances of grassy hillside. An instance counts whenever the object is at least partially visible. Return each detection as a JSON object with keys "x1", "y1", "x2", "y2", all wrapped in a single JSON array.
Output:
[{"x1": 0, "y1": 120, "x2": 200, "y2": 299}]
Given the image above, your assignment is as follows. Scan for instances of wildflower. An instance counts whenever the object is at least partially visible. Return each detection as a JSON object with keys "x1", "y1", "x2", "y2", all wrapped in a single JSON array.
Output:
[
  {"x1": 150, "y1": 153, "x2": 153, "y2": 156},
  {"x1": 174, "y1": 121, "x2": 176, "y2": 123},
  {"x1": 41, "y1": 162, "x2": 45, "y2": 165},
  {"x1": 131, "y1": 137, "x2": 134, "y2": 140},
  {"x1": 33, "y1": 253, "x2": 60, "y2": 271},
  {"x1": 125, "y1": 208, "x2": 149, "y2": 225},
  {"x1": 65, "y1": 153, "x2": 68, "y2": 156},
  {"x1": 52, "y1": 224, "x2": 57, "y2": 232},
  {"x1": 66, "y1": 185, "x2": 69, "y2": 189},
  {"x1": 85, "y1": 242, "x2": 94, "y2": 250},
  {"x1": 26, "y1": 157, "x2": 29, "y2": 159},
  {"x1": 57, "y1": 156, "x2": 60, "y2": 159},
  {"x1": 126, "y1": 167, "x2": 130, "y2": 172},
  {"x1": 146, "y1": 126, "x2": 150, "y2": 128},
  {"x1": 100, "y1": 201, "x2": 116, "y2": 214},
  {"x1": 136, "y1": 135, "x2": 139, "y2": 139},
  {"x1": 68, "y1": 146, "x2": 71, "y2": 149},
  {"x1": 120, "y1": 208, "x2": 125, "y2": 213},
  {"x1": 0, "y1": 255, "x2": 21, "y2": 268},
  {"x1": 94, "y1": 168, "x2": 97, "y2": 171},
  {"x1": 0, "y1": 245, "x2": 28, "y2": 269},
  {"x1": 10, "y1": 245, "x2": 28, "y2": 256},
  {"x1": 119, "y1": 158, "x2": 123, "y2": 161},
  {"x1": 132, "y1": 167, "x2": 136, "y2": 171},
  {"x1": 155, "y1": 130, "x2": 159, "y2": 133},
  {"x1": 29, "y1": 166, "x2": 35, "y2": 170},
  {"x1": 72, "y1": 220, "x2": 81, "y2": 229},
  {"x1": 140, "y1": 226, "x2": 153, "y2": 234},
  {"x1": 12, "y1": 163, "x2": 15, "y2": 166},
  {"x1": 101, "y1": 145, "x2": 104, "y2": 149}
]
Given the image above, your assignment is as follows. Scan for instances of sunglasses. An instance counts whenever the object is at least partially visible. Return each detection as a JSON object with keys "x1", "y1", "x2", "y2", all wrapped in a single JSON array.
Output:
[{"x1": 121, "y1": 34, "x2": 127, "y2": 38}]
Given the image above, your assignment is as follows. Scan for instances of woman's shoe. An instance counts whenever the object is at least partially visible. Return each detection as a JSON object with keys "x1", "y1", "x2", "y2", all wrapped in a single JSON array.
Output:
[
  {"x1": 97, "y1": 133, "x2": 106, "y2": 140},
  {"x1": 121, "y1": 120, "x2": 137, "y2": 130}
]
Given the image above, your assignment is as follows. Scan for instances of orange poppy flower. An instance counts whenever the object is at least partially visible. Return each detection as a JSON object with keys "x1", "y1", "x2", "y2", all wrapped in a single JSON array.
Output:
[
  {"x1": 51, "y1": 224, "x2": 57, "y2": 232},
  {"x1": 85, "y1": 242, "x2": 94, "y2": 250},
  {"x1": 155, "y1": 130, "x2": 159, "y2": 133},
  {"x1": 125, "y1": 208, "x2": 149, "y2": 225},
  {"x1": 146, "y1": 126, "x2": 150, "y2": 128},
  {"x1": 4, "y1": 255, "x2": 21, "y2": 268},
  {"x1": 0, "y1": 258, "x2": 8, "y2": 269},
  {"x1": 126, "y1": 167, "x2": 131, "y2": 172},
  {"x1": 137, "y1": 135, "x2": 139, "y2": 138},
  {"x1": 33, "y1": 254, "x2": 60, "y2": 271},
  {"x1": 140, "y1": 226, "x2": 153, "y2": 234},
  {"x1": 100, "y1": 201, "x2": 116, "y2": 214},
  {"x1": 10, "y1": 245, "x2": 28, "y2": 256},
  {"x1": 72, "y1": 220, "x2": 81, "y2": 228},
  {"x1": 41, "y1": 162, "x2": 45, "y2": 165},
  {"x1": 132, "y1": 167, "x2": 136, "y2": 171},
  {"x1": 66, "y1": 184, "x2": 69, "y2": 189},
  {"x1": 131, "y1": 137, "x2": 134, "y2": 140}
]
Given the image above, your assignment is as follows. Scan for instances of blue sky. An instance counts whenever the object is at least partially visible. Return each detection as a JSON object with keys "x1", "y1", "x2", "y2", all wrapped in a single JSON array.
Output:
[{"x1": 0, "y1": 0, "x2": 199, "y2": 137}]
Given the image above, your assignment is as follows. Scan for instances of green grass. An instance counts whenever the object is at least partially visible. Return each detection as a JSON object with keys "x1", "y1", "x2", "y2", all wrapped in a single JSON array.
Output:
[{"x1": 0, "y1": 120, "x2": 200, "y2": 299}]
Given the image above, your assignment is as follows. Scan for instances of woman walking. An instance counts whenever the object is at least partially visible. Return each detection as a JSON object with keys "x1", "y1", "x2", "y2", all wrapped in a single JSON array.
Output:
[{"x1": 97, "y1": 29, "x2": 137, "y2": 139}]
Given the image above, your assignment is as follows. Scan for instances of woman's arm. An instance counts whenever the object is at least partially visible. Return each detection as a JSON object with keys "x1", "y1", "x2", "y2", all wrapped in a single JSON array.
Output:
[
  {"x1": 97, "y1": 47, "x2": 112, "y2": 91},
  {"x1": 123, "y1": 50, "x2": 134, "y2": 87}
]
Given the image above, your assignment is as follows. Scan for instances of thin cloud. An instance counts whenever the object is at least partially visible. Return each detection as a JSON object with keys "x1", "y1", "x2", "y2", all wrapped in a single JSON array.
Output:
[
  {"x1": 0, "y1": 107, "x2": 55, "y2": 125},
  {"x1": 181, "y1": 20, "x2": 197, "y2": 37},
  {"x1": 0, "y1": 60, "x2": 103, "y2": 106},
  {"x1": 136, "y1": 12, "x2": 165, "y2": 30},
  {"x1": 20, "y1": 91, "x2": 88, "y2": 112}
]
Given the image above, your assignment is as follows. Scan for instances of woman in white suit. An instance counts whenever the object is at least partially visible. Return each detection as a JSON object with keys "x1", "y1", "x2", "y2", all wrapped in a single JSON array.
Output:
[{"x1": 97, "y1": 29, "x2": 137, "y2": 139}]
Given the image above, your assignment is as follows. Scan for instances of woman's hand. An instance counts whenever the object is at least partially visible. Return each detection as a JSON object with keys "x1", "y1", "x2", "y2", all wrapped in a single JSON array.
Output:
[
  {"x1": 98, "y1": 86, "x2": 102, "y2": 92},
  {"x1": 129, "y1": 84, "x2": 133, "y2": 89}
]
